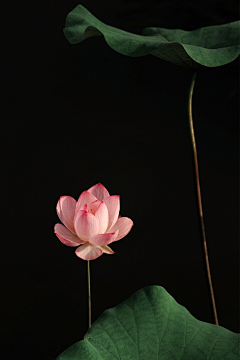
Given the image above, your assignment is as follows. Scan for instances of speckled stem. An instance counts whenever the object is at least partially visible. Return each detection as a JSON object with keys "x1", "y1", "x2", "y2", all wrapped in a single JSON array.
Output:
[
  {"x1": 188, "y1": 72, "x2": 219, "y2": 325},
  {"x1": 87, "y1": 260, "x2": 91, "y2": 328}
]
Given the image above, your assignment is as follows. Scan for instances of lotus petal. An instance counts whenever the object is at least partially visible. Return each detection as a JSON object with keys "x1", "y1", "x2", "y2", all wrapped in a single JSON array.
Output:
[
  {"x1": 56, "y1": 196, "x2": 76, "y2": 234},
  {"x1": 74, "y1": 210, "x2": 99, "y2": 241},
  {"x1": 75, "y1": 243, "x2": 103, "y2": 260},
  {"x1": 94, "y1": 201, "x2": 109, "y2": 233},
  {"x1": 89, "y1": 200, "x2": 101, "y2": 215},
  {"x1": 104, "y1": 195, "x2": 120, "y2": 231},
  {"x1": 88, "y1": 183, "x2": 110, "y2": 201},
  {"x1": 75, "y1": 191, "x2": 97, "y2": 213},
  {"x1": 89, "y1": 231, "x2": 119, "y2": 246},
  {"x1": 108, "y1": 217, "x2": 133, "y2": 241},
  {"x1": 99, "y1": 245, "x2": 114, "y2": 254},
  {"x1": 54, "y1": 223, "x2": 84, "y2": 246}
]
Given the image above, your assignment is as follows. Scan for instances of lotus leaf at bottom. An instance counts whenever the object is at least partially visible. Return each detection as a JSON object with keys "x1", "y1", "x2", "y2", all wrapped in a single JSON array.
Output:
[{"x1": 56, "y1": 286, "x2": 239, "y2": 359}]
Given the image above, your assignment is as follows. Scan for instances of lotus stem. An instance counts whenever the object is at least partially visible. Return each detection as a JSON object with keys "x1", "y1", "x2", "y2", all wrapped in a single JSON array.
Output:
[
  {"x1": 87, "y1": 260, "x2": 91, "y2": 328},
  {"x1": 188, "y1": 71, "x2": 219, "y2": 325}
]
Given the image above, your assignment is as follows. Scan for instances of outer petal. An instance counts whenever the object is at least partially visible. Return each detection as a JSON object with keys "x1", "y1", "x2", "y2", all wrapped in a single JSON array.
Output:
[
  {"x1": 89, "y1": 230, "x2": 119, "y2": 246},
  {"x1": 75, "y1": 243, "x2": 103, "y2": 260},
  {"x1": 104, "y1": 195, "x2": 120, "y2": 231},
  {"x1": 88, "y1": 183, "x2": 110, "y2": 201},
  {"x1": 99, "y1": 245, "x2": 115, "y2": 254},
  {"x1": 54, "y1": 223, "x2": 85, "y2": 247},
  {"x1": 94, "y1": 201, "x2": 109, "y2": 233},
  {"x1": 75, "y1": 191, "x2": 97, "y2": 213},
  {"x1": 56, "y1": 196, "x2": 76, "y2": 234},
  {"x1": 74, "y1": 210, "x2": 99, "y2": 241},
  {"x1": 107, "y1": 217, "x2": 133, "y2": 241}
]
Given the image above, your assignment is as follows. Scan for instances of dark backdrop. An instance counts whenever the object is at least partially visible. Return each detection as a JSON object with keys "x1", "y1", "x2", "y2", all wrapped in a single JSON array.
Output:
[{"x1": 2, "y1": 1, "x2": 239, "y2": 359}]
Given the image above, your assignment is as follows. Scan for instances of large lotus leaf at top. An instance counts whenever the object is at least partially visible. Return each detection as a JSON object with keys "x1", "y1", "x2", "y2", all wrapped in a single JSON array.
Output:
[
  {"x1": 56, "y1": 286, "x2": 239, "y2": 360},
  {"x1": 63, "y1": 5, "x2": 240, "y2": 69}
]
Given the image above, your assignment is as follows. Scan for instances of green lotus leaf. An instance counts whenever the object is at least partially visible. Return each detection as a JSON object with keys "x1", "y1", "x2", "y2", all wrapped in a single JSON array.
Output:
[
  {"x1": 56, "y1": 286, "x2": 239, "y2": 359},
  {"x1": 63, "y1": 5, "x2": 240, "y2": 69}
]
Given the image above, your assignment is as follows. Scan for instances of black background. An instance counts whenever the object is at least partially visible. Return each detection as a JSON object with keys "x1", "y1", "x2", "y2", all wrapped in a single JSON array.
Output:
[{"x1": 2, "y1": 0, "x2": 239, "y2": 359}]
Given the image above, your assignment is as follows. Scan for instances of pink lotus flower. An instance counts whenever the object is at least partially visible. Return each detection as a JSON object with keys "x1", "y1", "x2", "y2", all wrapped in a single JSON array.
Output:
[{"x1": 54, "y1": 183, "x2": 133, "y2": 260}]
